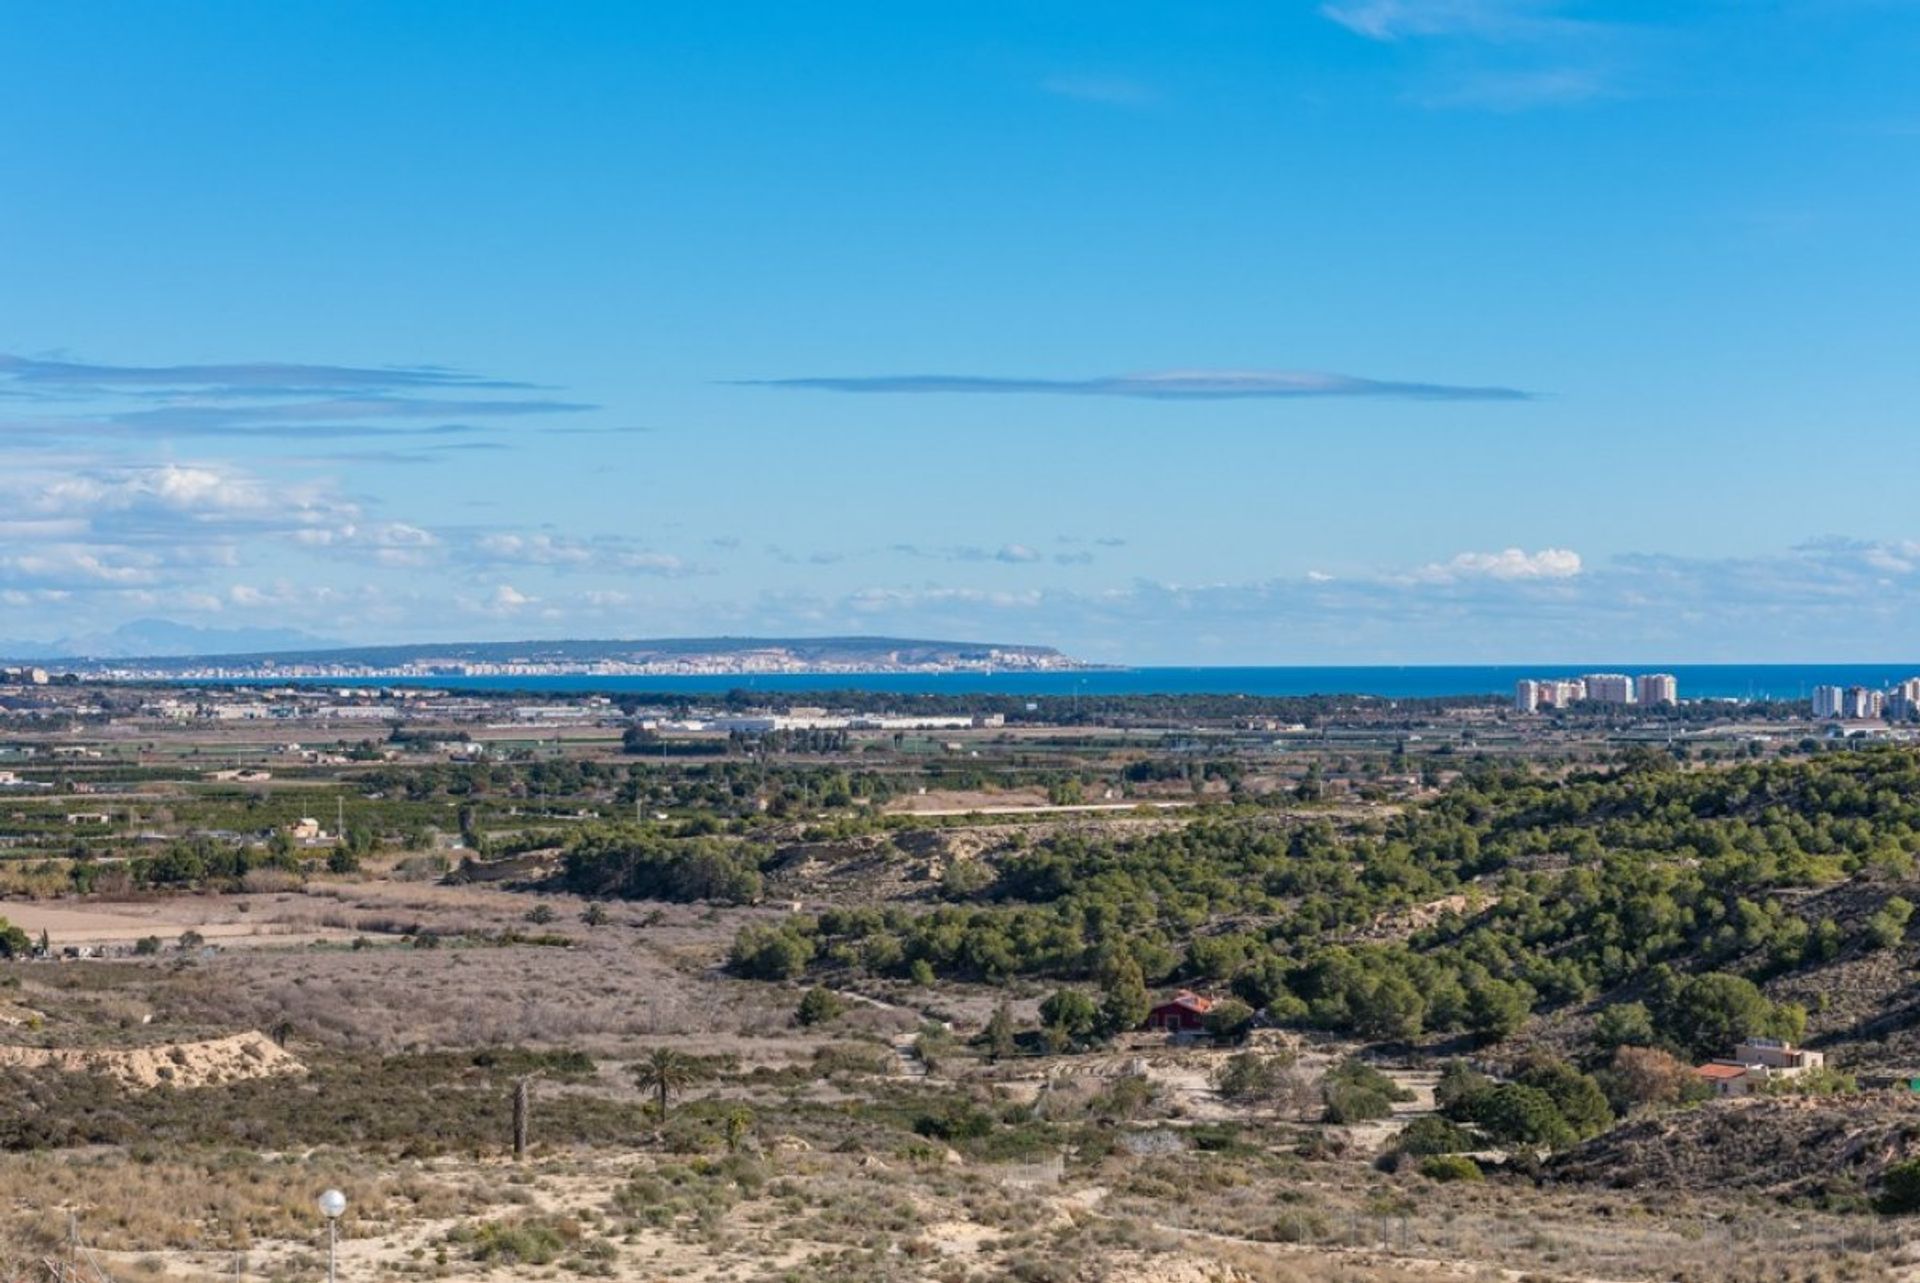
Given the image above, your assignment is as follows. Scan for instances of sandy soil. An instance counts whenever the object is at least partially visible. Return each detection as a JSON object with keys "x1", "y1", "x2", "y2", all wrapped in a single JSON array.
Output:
[
  {"x1": 0, "y1": 898, "x2": 362, "y2": 950},
  {"x1": 0, "y1": 1031, "x2": 302, "y2": 1090}
]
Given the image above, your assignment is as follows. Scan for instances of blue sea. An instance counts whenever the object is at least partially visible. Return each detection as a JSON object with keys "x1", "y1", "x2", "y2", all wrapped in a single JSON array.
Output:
[{"x1": 233, "y1": 665, "x2": 1920, "y2": 702}]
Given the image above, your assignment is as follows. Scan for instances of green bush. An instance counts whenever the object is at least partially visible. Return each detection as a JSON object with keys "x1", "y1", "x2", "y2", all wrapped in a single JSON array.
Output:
[
  {"x1": 452, "y1": 1215, "x2": 581, "y2": 1265},
  {"x1": 1419, "y1": 1154, "x2": 1482, "y2": 1182},
  {"x1": 1878, "y1": 1158, "x2": 1920, "y2": 1214},
  {"x1": 795, "y1": 986, "x2": 845, "y2": 1027},
  {"x1": 1322, "y1": 1059, "x2": 1409, "y2": 1124},
  {"x1": 913, "y1": 1102, "x2": 996, "y2": 1142},
  {"x1": 1397, "y1": 1115, "x2": 1475, "y2": 1155}
]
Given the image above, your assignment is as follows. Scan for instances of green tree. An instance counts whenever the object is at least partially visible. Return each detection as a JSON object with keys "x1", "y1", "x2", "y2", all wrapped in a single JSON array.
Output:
[
  {"x1": 1098, "y1": 958, "x2": 1150, "y2": 1036},
  {"x1": 729, "y1": 924, "x2": 814, "y2": 980},
  {"x1": 1464, "y1": 977, "x2": 1533, "y2": 1043},
  {"x1": 1397, "y1": 1115, "x2": 1474, "y2": 1155},
  {"x1": 1203, "y1": 998, "x2": 1257, "y2": 1043},
  {"x1": 1474, "y1": 1084, "x2": 1576, "y2": 1149},
  {"x1": 632, "y1": 1049, "x2": 702, "y2": 1123},
  {"x1": 1516, "y1": 1060, "x2": 1613, "y2": 1139},
  {"x1": 1879, "y1": 1158, "x2": 1920, "y2": 1214},
  {"x1": 724, "y1": 1107, "x2": 753, "y2": 1154},
  {"x1": 1593, "y1": 1001, "x2": 1655, "y2": 1050},
  {"x1": 1665, "y1": 972, "x2": 1794, "y2": 1057},
  {"x1": 1354, "y1": 974, "x2": 1425, "y2": 1041},
  {"x1": 1040, "y1": 988, "x2": 1101, "y2": 1046},
  {"x1": 795, "y1": 986, "x2": 844, "y2": 1027},
  {"x1": 1867, "y1": 896, "x2": 1914, "y2": 950},
  {"x1": 982, "y1": 1000, "x2": 1018, "y2": 1063}
]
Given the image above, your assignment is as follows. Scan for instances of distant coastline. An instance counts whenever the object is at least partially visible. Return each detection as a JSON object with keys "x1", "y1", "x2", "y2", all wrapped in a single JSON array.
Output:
[
  {"x1": 163, "y1": 662, "x2": 1920, "y2": 702},
  {"x1": 24, "y1": 634, "x2": 1094, "y2": 681}
]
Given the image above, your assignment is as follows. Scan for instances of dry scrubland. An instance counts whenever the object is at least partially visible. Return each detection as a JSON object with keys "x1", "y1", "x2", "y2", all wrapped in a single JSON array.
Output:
[
  {"x1": 0, "y1": 878, "x2": 1907, "y2": 1283},
  {"x1": 5, "y1": 696, "x2": 1920, "y2": 1282}
]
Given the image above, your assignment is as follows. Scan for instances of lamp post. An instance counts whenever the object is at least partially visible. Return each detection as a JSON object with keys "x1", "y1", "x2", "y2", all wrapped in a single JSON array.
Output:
[{"x1": 317, "y1": 1189, "x2": 346, "y2": 1283}]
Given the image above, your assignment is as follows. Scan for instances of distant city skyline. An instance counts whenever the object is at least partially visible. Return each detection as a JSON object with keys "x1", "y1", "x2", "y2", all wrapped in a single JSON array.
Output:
[{"x1": 3, "y1": 3, "x2": 1919, "y2": 663}]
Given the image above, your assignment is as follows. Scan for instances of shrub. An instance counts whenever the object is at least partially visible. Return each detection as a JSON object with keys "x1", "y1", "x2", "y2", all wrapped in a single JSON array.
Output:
[
  {"x1": 1592, "y1": 1001, "x2": 1654, "y2": 1050},
  {"x1": 914, "y1": 1102, "x2": 995, "y2": 1142},
  {"x1": 794, "y1": 986, "x2": 845, "y2": 1027},
  {"x1": 1039, "y1": 988, "x2": 1100, "y2": 1046},
  {"x1": 1471, "y1": 1084, "x2": 1576, "y2": 1149},
  {"x1": 1419, "y1": 1154, "x2": 1482, "y2": 1182},
  {"x1": 1321, "y1": 1059, "x2": 1409, "y2": 1124},
  {"x1": 1397, "y1": 1115, "x2": 1474, "y2": 1155},
  {"x1": 729, "y1": 923, "x2": 815, "y2": 980},
  {"x1": 1202, "y1": 998, "x2": 1257, "y2": 1043},
  {"x1": 456, "y1": 1215, "x2": 581, "y2": 1265},
  {"x1": 1212, "y1": 1051, "x2": 1308, "y2": 1111},
  {"x1": 1878, "y1": 1159, "x2": 1920, "y2": 1214},
  {"x1": 1600, "y1": 1045, "x2": 1696, "y2": 1112},
  {"x1": 1514, "y1": 1059, "x2": 1613, "y2": 1139}
]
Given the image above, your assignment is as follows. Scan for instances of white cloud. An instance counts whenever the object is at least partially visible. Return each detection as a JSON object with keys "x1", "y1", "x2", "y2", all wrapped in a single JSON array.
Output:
[{"x1": 1415, "y1": 547, "x2": 1582, "y2": 582}]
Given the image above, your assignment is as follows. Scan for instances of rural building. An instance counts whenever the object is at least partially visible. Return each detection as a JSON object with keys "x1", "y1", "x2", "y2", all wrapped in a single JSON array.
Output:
[
  {"x1": 1693, "y1": 1038, "x2": 1826, "y2": 1097},
  {"x1": 1144, "y1": 991, "x2": 1214, "y2": 1036}
]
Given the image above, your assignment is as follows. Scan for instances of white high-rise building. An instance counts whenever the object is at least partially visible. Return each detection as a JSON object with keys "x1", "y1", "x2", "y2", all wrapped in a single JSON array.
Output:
[
  {"x1": 1844, "y1": 686, "x2": 1883, "y2": 720},
  {"x1": 1548, "y1": 678, "x2": 1586, "y2": 707},
  {"x1": 1889, "y1": 678, "x2": 1920, "y2": 721},
  {"x1": 1582, "y1": 673, "x2": 1637, "y2": 705},
  {"x1": 1812, "y1": 685, "x2": 1845, "y2": 719},
  {"x1": 1514, "y1": 680, "x2": 1542, "y2": 713},
  {"x1": 1636, "y1": 673, "x2": 1678, "y2": 707}
]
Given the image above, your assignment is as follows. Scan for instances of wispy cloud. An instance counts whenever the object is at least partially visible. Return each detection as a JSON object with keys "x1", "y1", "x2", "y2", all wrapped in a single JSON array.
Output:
[
  {"x1": 1322, "y1": 0, "x2": 1630, "y2": 110},
  {"x1": 893, "y1": 542, "x2": 1051, "y2": 564},
  {"x1": 0, "y1": 352, "x2": 593, "y2": 442},
  {"x1": 0, "y1": 353, "x2": 533, "y2": 396},
  {"x1": 1040, "y1": 73, "x2": 1158, "y2": 106},
  {"x1": 460, "y1": 531, "x2": 695, "y2": 577},
  {"x1": 1320, "y1": 0, "x2": 1588, "y2": 43},
  {"x1": 1417, "y1": 66, "x2": 1614, "y2": 109},
  {"x1": 740, "y1": 369, "x2": 1530, "y2": 401},
  {"x1": 109, "y1": 396, "x2": 589, "y2": 428}
]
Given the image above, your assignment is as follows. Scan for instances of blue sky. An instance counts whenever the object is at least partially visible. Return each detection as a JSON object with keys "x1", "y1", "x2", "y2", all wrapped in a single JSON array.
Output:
[{"x1": 2, "y1": 0, "x2": 1918, "y2": 663}]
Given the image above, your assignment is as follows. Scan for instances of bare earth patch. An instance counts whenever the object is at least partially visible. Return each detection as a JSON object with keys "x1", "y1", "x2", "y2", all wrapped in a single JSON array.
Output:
[{"x1": 0, "y1": 1030, "x2": 303, "y2": 1090}]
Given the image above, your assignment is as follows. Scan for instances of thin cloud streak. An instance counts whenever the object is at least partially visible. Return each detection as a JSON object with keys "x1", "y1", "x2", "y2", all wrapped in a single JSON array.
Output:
[
  {"x1": 1040, "y1": 73, "x2": 1158, "y2": 106},
  {"x1": 0, "y1": 354, "x2": 533, "y2": 394},
  {"x1": 738, "y1": 369, "x2": 1532, "y2": 402}
]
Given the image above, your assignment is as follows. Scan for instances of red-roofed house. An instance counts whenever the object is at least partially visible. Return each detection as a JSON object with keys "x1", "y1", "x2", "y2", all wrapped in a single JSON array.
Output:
[
  {"x1": 1144, "y1": 991, "x2": 1214, "y2": 1036},
  {"x1": 1694, "y1": 1039, "x2": 1827, "y2": 1098}
]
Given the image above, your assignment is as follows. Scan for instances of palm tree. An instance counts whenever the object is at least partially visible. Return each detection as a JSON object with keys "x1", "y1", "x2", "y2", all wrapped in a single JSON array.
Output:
[{"x1": 633, "y1": 1048, "x2": 701, "y2": 1123}]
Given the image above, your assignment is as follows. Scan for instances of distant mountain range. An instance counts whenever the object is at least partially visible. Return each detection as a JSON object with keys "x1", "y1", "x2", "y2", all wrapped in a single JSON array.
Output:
[{"x1": 3, "y1": 630, "x2": 1078, "y2": 674}]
